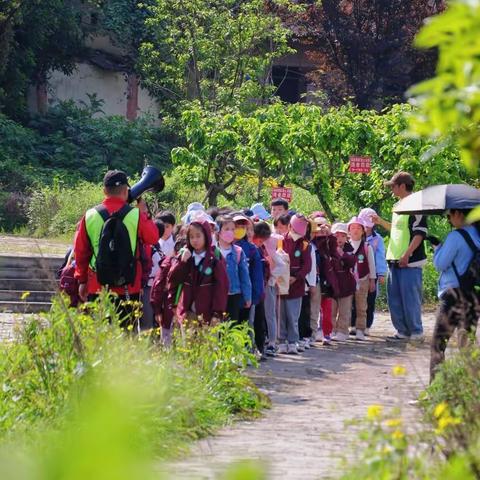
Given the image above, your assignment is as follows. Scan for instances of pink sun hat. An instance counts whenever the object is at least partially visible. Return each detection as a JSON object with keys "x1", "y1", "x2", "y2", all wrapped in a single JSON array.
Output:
[
  {"x1": 290, "y1": 213, "x2": 309, "y2": 237},
  {"x1": 358, "y1": 208, "x2": 376, "y2": 228},
  {"x1": 347, "y1": 216, "x2": 366, "y2": 230}
]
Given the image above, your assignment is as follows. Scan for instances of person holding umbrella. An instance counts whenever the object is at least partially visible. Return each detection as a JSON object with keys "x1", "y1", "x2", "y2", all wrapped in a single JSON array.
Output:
[{"x1": 371, "y1": 172, "x2": 428, "y2": 343}]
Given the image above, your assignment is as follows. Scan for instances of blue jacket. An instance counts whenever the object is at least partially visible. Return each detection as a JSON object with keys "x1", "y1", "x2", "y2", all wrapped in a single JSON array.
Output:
[
  {"x1": 224, "y1": 245, "x2": 252, "y2": 303},
  {"x1": 236, "y1": 238, "x2": 264, "y2": 305},
  {"x1": 367, "y1": 231, "x2": 388, "y2": 277},
  {"x1": 434, "y1": 225, "x2": 480, "y2": 298}
]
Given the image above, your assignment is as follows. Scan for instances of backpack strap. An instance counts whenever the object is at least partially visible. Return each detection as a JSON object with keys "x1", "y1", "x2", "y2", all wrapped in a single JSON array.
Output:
[
  {"x1": 113, "y1": 204, "x2": 133, "y2": 221},
  {"x1": 456, "y1": 229, "x2": 479, "y2": 254},
  {"x1": 452, "y1": 229, "x2": 479, "y2": 283},
  {"x1": 235, "y1": 245, "x2": 242, "y2": 264},
  {"x1": 94, "y1": 204, "x2": 110, "y2": 222}
]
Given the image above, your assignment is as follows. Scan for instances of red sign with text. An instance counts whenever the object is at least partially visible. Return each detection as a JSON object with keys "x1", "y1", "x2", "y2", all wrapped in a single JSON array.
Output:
[
  {"x1": 271, "y1": 186, "x2": 293, "y2": 202},
  {"x1": 349, "y1": 155, "x2": 371, "y2": 174}
]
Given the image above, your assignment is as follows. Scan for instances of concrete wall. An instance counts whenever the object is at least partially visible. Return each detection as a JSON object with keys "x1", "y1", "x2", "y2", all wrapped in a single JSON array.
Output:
[{"x1": 28, "y1": 62, "x2": 160, "y2": 121}]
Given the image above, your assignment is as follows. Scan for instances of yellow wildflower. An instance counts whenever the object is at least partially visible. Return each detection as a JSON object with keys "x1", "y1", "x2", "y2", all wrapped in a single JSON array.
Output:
[
  {"x1": 20, "y1": 291, "x2": 30, "y2": 301},
  {"x1": 367, "y1": 404, "x2": 383, "y2": 420},
  {"x1": 436, "y1": 415, "x2": 461, "y2": 434},
  {"x1": 385, "y1": 418, "x2": 403, "y2": 428},
  {"x1": 434, "y1": 402, "x2": 449, "y2": 419},
  {"x1": 391, "y1": 430, "x2": 405, "y2": 440},
  {"x1": 392, "y1": 365, "x2": 407, "y2": 376}
]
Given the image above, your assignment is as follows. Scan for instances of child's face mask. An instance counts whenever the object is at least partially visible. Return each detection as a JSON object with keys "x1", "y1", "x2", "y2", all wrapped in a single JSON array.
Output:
[
  {"x1": 220, "y1": 230, "x2": 235, "y2": 243},
  {"x1": 234, "y1": 227, "x2": 247, "y2": 240}
]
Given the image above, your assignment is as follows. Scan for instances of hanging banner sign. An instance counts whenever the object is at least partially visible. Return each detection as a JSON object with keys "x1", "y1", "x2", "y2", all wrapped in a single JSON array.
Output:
[
  {"x1": 271, "y1": 186, "x2": 293, "y2": 202},
  {"x1": 349, "y1": 155, "x2": 372, "y2": 174}
]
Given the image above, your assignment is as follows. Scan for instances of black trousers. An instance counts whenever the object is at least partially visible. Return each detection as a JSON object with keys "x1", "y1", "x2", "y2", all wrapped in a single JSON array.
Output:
[
  {"x1": 226, "y1": 293, "x2": 242, "y2": 324},
  {"x1": 430, "y1": 288, "x2": 480, "y2": 382},
  {"x1": 299, "y1": 293, "x2": 312, "y2": 340},
  {"x1": 87, "y1": 293, "x2": 141, "y2": 330}
]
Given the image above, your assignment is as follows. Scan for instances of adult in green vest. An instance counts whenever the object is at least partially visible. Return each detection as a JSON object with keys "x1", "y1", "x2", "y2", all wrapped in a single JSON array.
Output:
[
  {"x1": 74, "y1": 170, "x2": 159, "y2": 326},
  {"x1": 371, "y1": 172, "x2": 427, "y2": 343}
]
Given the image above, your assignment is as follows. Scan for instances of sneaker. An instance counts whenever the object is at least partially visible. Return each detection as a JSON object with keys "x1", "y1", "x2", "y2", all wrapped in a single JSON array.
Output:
[
  {"x1": 356, "y1": 330, "x2": 366, "y2": 341},
  {"x1": 409, "y1": 334, "x2": 425, "y2": 344},
  {"x1": 303, "y1": 338, "x2": 311, "y2": 350},
  {"x1": 265, "y1": 345, "x2": 277, "y2": 357},
  {"x1": 349, "y1": 328, "x2": 356, "y2": 336},
  {"x1": 297, "y1": 341, "x2": 305, "y2": 352},
  {"x1": 386, "y1": 333, "x2": 410, "y2": 342},
  {"x1": 260, "y1": 352, "x2": 268, "y2": 362},
  {"x1": 315, "y1": 330, "x2": 324, "y2": 342},
  {"x1": 322, "y1": 334, "x2": 332, "y2": 345},
  {"x1": 332, "y1": 332, "x2": 348, "y2": 342},
  {"x1": 287, "y1": 343, "x2": 299, "y2": 354},
  {"x1": 364, "y1": 328, "x2": 370, "y2": 336},
  {"x1": 278, "y1": 343, "x2": 288, "y2": 354}
]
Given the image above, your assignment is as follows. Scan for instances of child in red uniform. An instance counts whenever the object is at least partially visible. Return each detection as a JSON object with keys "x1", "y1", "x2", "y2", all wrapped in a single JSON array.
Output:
[
  {"x1": 168, "y1": 220, "x2": 229, "y2": 325},
  {"x1": 278, "y1": 214, "x2": 312, "y2": 355}
]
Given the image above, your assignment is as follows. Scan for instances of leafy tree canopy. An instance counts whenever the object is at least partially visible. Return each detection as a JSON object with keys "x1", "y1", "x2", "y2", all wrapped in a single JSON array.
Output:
[{"x1": 138, "y1": 0, "x2": 295, "y2": 117}]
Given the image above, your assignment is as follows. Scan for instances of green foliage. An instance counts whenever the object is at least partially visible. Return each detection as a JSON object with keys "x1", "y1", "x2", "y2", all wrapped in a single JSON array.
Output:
[
  {"x1": 0, "y1": 0, "x2": 86, "y2": 119},
  {"x1": 342, "y1": 348, "x2": 480, "y2": 480},
  {"x1": 139, "y1": 0, "x2": 294, "y2": 116},
  {"x1": 27, "y1": 180, "x2": 103, "y2": 237},
  {"x1": 174, "y1": 102, "x2": 470, "y2": 217},
  {"x1": 408, "y1": 0, "x2": 480, "y2": 173},
  {"x1": 0, "y1": 293, "x2": 267, "y2": 447}
]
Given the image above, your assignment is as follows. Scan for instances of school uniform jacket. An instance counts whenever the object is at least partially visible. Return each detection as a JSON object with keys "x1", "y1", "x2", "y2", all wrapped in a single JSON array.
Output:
[
  {"x1": 282, "y1": 233, "x2": 312, "y2": 299},
  {"x1": 167, "y1": 220, "x2": 229, "y2": 324}
]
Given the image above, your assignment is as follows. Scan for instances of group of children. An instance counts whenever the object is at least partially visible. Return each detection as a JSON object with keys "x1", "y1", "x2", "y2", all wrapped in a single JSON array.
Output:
[{"x1": 145, "y1": 198, "x2": 388, "y2": 359}]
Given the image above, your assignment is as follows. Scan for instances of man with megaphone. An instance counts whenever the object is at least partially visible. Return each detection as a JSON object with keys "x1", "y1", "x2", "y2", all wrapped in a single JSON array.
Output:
[{"x1": 74, "y1": 169, "x2": 160, "y2": 328}]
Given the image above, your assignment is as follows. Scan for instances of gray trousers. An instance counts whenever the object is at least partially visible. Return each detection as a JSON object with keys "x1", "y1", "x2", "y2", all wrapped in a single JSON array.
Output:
[
  {"x1": 279, "y1": 297, "x2": 302, "y2": 344},
  {"x1": 264, "y1": 285, "x2": 277, "y2": 345}
]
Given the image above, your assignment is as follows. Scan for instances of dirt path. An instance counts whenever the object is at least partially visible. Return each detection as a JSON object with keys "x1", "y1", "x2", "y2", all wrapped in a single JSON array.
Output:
[
  {"x1": 164, "y1": 312, "x2": 435, "y2": 479},
  {"x1": 0, "y1": 235, "x2": 67, "y2": 256}
]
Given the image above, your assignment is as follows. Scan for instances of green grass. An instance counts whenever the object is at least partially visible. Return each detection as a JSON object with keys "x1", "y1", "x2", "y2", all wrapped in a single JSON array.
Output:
[{"x1": 0, "y1": 293, "x2": 269, "y2": 478}]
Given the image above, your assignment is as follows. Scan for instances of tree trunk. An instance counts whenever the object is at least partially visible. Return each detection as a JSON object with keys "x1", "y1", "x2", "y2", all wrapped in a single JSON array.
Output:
[
  {"x1": 256, "y1": 162, "x2": 265, "y2": 202},
  {"x1": 314, "y1": 184, "x2": 335, "y2": 222}
]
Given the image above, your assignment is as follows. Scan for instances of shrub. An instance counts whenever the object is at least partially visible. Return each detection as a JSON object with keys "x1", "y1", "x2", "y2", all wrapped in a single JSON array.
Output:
[{"x1": 0, "y1": 293, "x2": 268, "y2": 446}]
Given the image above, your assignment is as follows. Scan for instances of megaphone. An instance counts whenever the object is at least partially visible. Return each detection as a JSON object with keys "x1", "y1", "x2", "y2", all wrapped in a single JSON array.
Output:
[{"x1": 128, "y1": 165, "x2": 165, "y2": 203}]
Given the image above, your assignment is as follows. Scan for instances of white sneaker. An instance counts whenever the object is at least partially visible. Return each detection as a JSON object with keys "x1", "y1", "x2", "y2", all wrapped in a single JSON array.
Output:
[
  {"x1": 287, "y1": 343, "x2": 299, "y2": 354},
  {"x1": 410, "y1": 334, "x2": 425, "y2": 344},
  {"x1": 364, "y1": 328, "x2": 370, "y2": 336},
  {"x1": 315, "y1": 330, "x2": 324, "y2": 342},
  {"x1": 297, "y1": 341, "x2": 305, "y2": 352},
  {"x1": 278, "y1": 343, "x2": 288, "y2": 354},
  {"x1": 332, "y1": 332, "x2": 348, "y2": 342},
  {"x1": 349, "y1": 327, "x2": 356, "y2": 336},
  {"x1": 356, "y1": 330, "x2": 366, "y2": 341},
  {"x1": 303, "y1": 338, "x2": 311, "y2": 349}
]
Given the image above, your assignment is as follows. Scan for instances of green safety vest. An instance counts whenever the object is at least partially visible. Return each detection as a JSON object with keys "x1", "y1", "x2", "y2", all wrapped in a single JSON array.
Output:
[
  {"x1": 85, "y1": 206, "x2": 140, "y2": 270},
  {"x1": 386, "y1": 211, "x2": 410, "y2": 261}
]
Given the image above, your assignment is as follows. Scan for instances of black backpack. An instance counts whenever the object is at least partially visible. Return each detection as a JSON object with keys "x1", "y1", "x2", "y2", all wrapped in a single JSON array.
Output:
[
  {"x1": 452, "y1": 229, "x2": 480, "y2": 292},
  {"x1": 94, "y1": 205, "x2": 137, "y2": 287}
]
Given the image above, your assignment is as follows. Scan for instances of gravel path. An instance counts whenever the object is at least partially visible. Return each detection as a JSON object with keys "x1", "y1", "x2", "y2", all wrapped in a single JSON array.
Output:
[{"x1": 164, "y1": 312, "x2": 436, "y2": 480}]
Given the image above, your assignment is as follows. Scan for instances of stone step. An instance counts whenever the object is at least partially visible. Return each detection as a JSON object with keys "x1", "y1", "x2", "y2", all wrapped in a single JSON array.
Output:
[
  {"x1": 0, "y1": 267, "x2": 57, "y2": 280},
  {"x1": 0, "y1": 301, "x2": 52, "y2": 313},
  {"x1": 0, "y1": 255, "x2": 63, "y2": 270},
  {"x1": 0, "y1": 290, "x2": 55, "y2": 302},
  {"x1": 0, "y1": 278, "x2": 59, "y2": 292}
]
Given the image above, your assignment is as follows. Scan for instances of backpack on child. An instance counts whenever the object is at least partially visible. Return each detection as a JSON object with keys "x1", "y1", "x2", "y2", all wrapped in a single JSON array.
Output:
[{"x1": 452, "y1": 229, "x2": 480, "y2": 292}]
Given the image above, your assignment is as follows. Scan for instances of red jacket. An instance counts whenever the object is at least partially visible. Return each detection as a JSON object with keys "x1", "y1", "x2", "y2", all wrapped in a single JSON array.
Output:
[
  {"x1": 282, "y1": 233, "x2": 312, "y2": 299},
  {"x1": 74, "y1": 196, "x2": 159, "y2": 296},
  {"x1": 167, "y1": 220, "x2": 229, "y2": 324},
  {"x1": 333, "y1": 243, "x2": 357, "y2": 298}
]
